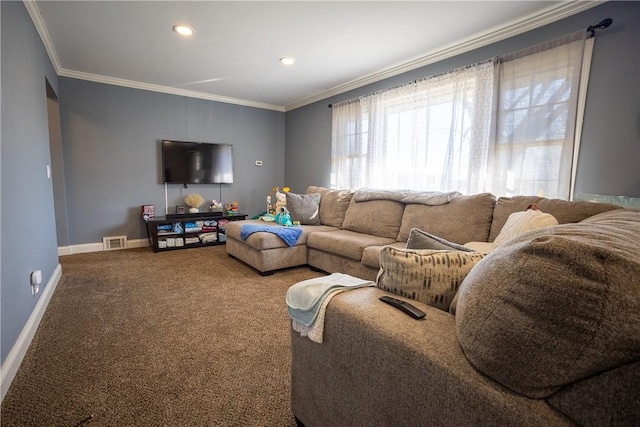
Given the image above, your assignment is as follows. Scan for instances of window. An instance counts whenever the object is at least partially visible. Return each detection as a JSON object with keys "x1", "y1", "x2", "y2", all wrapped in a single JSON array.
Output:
[
  {"x1": 331, "y1": 31, "x2": 592, "y2": 200},
  {"x1": 332, "y1": 61, "x2": 495, "y2": 194},
  {"x1": 489, "y1": 32, "x2": 590, "y2": 198}
]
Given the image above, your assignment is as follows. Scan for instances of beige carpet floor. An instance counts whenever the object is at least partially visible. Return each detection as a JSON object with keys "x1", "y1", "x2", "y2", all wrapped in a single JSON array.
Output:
[{"x1": 0, "y1": 245, "x2": 323, "y2": 426}]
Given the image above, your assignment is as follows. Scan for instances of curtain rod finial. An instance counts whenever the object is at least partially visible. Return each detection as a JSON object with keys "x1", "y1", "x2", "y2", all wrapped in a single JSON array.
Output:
[{"x1": 587, "y1": 17, "x2": 612, "y2": 37}]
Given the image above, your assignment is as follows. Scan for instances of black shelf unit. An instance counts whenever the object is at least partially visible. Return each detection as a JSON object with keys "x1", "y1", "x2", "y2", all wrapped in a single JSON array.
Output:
[{"x1": 146, "y1": 212, "x2": 247, "y2": 253}]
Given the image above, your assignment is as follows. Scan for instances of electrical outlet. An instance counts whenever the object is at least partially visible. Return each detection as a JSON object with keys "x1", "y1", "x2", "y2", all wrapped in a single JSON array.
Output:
[
  {"x1": 31, "y1": 270, "x2": 42, "y2": 285},
  {"x1": 30, "y1": 270, "x2": 42, "y2": 295}
]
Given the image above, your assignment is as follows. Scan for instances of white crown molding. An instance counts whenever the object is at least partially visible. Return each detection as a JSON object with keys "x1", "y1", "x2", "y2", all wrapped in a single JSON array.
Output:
[
  {"x1": 25, "y1": 0, "x2": 603, "y2": 113},
  {"x1": 283, "y1": 1, "x2": 605, "y2": 111},
  {"x1": 57, "y1": 68, "x2": 285, "y2": 112}
]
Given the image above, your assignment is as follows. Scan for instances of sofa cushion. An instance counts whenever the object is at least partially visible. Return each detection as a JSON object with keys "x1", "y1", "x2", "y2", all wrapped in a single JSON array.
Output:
[
  {"x1": 342, "y1": 198, "x2": 405, "y2": 239},
  {"x1": 361, "y1": 241, "x2": 406, "y2": 268},
  {"x1": 407, "y1": 228, "x2": 475, "y2": 252},
  {"x1": 305, "y1": 185, "x2": 330, "y2": 197},
  {"x1": 225, "y1": 219, "x2": 337, "y2": 250},
  {"x1": 488, "y1": 196, "x2": 620, "y2": 242},
  {"x1": 287, "y1": 192, "x2": 321, "y2": 225},
  {"x1": 397, "y1": 193, "x2": 496, "y2": 243},
  {"x1": 546, "y1": 360, "x2": 640, "y2": 427},
  {"x1": 307, "y1": 229, "x2": 396, "y2": 261},
  {"x1": 377, "y1": 246, "x2": 486, "y2": 311},
  {"x1": 306, "y1": 186, "x2": 355, "y2": 228},
  {"x1": 322, "y1": 190, "x2": 355, "y2": 228},
  {"x1": 456, "y1": 209, "x2": 640, "y2": 399}
]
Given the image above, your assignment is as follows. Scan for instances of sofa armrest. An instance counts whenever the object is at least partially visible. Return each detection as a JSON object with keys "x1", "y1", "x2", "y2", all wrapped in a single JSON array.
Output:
[{"x1": 290, "y1": 287, "x2": 568, "y2": 427}]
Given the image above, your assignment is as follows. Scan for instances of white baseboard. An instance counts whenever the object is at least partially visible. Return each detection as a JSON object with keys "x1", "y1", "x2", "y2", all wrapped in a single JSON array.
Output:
[
  {"x1": 58, "y1": 238, "x2": 149, "y2": 256},
  {"x1": 127, "y1": 238, "x2": 150, "y2": 249},
  {"x1": 1, "y1": 263, "x2": 62, "y2": 403}
]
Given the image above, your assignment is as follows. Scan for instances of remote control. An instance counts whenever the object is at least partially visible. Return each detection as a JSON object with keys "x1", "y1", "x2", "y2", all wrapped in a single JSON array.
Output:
[{"x1": 379, "y1": 296, "x2": 426, "y2": 319}]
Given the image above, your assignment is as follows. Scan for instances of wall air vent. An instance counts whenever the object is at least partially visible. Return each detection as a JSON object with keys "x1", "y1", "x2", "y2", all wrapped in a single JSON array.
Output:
[{"x1": 103, "y1": 236, "x2": 128, "y2": 251}]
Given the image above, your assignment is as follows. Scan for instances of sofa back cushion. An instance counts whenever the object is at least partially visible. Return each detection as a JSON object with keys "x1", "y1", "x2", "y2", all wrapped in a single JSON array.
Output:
[
  {"x1": 342, "y1": 197, "x2": 405, "y2": 239},
  {"x1": 305, "y1": 185, "x2": 329, "y2": 197},
  {"x1": 397, "y1": 193, "x2": 496, "y2": 243},
  {"x1": 306, "y1": 186, "x2": 354, "y2": 228},
  {"x1": 488, "y1": 196, "x2": 620, "y2": 242},
  {"x1": 456, "y1": 209, "x2": 640, "y2": 398},
  {"x1": 320, "y1": 190, "x2": 354, "y2": 228}
]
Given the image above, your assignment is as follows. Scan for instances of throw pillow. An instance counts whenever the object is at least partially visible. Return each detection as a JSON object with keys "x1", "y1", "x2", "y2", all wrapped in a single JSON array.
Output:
[
  {"x1": 376, "y1": 246, "x2": 485, "y2": 312},
  {"x1": 492, "y1": 208, "x2": 559, "y2": 246},
  {"x1": 464, "y1": 208, "x2": 559, "y2": 253},
  {"x1": 286, "y1": 192, "x2": 321, "y2": 225},
  {"x1": 406, "y1": 228, "x2": 475, "y2": 252}
]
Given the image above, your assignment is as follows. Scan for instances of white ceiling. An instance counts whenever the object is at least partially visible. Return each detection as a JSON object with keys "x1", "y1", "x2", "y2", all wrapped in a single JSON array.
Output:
[{"x1": 28, "y1": 1, "x2": 600, "y2": 112}]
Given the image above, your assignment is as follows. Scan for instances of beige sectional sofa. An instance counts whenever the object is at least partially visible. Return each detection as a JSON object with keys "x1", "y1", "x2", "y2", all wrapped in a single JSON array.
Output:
[
  {"x1": 225, "y1": 186, "x2": 619, "y2": 279},
  {"x1": 290, "y1": 207, "x2": 640, "y2": 427},
  {"x1": 226, "y1": 187, "x2": 639, "y2": 425}
]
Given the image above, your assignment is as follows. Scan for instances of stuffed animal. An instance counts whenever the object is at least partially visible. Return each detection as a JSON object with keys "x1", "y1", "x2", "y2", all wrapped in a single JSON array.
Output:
[
  {"x1": 274, "y1": 190, "x2": 287, "y2": 215},
  {"x1": 275, "y1": 206, "x2": 293, "y2": 227}
]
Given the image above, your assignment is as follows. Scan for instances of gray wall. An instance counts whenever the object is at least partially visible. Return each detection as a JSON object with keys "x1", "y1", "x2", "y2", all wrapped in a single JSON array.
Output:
[
  {"x1": 1, "y1": 1, "x2": 60, "y2": 364},
  {"x1": 48, "y1": 89, "x2": 69, "y2": 247},
  {"x1": 58, "y1": 78, "x2": 285, "y2": 245},
  {"x1": 285, "y1": 1, "x2": 640, "y2": 198}
]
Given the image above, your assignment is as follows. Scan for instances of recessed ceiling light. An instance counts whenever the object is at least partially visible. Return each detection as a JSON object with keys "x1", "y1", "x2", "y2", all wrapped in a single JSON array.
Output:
[
  {"x1": 173, "y1": 25, "x2": 194, "y2": 36},
  {"x1": 279, "y1": 57, "x2": 296, "y2": 65}
]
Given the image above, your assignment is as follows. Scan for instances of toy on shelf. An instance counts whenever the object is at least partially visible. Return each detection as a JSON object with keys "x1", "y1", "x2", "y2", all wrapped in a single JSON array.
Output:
[
  {"x1": 225, "y1": 201, "x2": 239, "y2": 215},
  {"x1": 209, "y1": 199, "x2": 223, "y2": 213}
]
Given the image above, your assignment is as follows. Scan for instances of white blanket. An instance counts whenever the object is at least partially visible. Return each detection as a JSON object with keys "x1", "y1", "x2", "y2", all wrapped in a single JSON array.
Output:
[
  {"x1": 291, "y1": 289, "x2": 344, "y2": 343},
  {"x1": 286, "y1": 273, "x2": 374, "y2": 343}
]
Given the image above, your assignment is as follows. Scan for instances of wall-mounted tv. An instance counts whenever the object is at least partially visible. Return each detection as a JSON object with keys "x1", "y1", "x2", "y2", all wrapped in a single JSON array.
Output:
[{"x1": 162, "y1": 140, "x2": 234, "y2": 184}]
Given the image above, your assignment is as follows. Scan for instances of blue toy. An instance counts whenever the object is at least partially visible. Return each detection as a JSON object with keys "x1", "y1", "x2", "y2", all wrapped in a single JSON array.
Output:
[{"x1": 275, "y1": 207, "x2": 293, "y2": 227}]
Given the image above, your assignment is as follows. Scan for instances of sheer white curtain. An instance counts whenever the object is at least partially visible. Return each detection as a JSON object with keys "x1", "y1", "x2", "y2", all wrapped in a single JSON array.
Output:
[
  {"x1": 489, "y1": 31, "x2": 591, "y2": 199},
  {"x1": 331, "y1": 31, "x2": 591, "y2": 199},
  {"x1": 331, "y1": 60, "x2": 495, "y2": 193}
]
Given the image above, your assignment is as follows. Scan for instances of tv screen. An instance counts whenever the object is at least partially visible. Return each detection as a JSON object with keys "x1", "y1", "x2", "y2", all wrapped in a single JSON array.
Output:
[{"x1": 162, "y1": 140, "x2": 234, "y2": 184}]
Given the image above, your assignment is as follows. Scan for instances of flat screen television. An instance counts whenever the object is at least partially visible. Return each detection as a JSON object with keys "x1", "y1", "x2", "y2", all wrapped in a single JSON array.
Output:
[{"x1": 162, "y1": 140, "x2": 234, "y2": 184}]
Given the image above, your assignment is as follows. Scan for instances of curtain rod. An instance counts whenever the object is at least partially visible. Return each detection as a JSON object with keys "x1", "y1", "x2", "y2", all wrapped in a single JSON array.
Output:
[
  {"x1": 328, "y1": 59, "x2": 491, "y2": 109},
  {"x1": 328, "y1": 17, "x2": 613, "y2": 109},
  {"x1": 328, "y1": 78, "x2": 418, "y2": 109}
]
